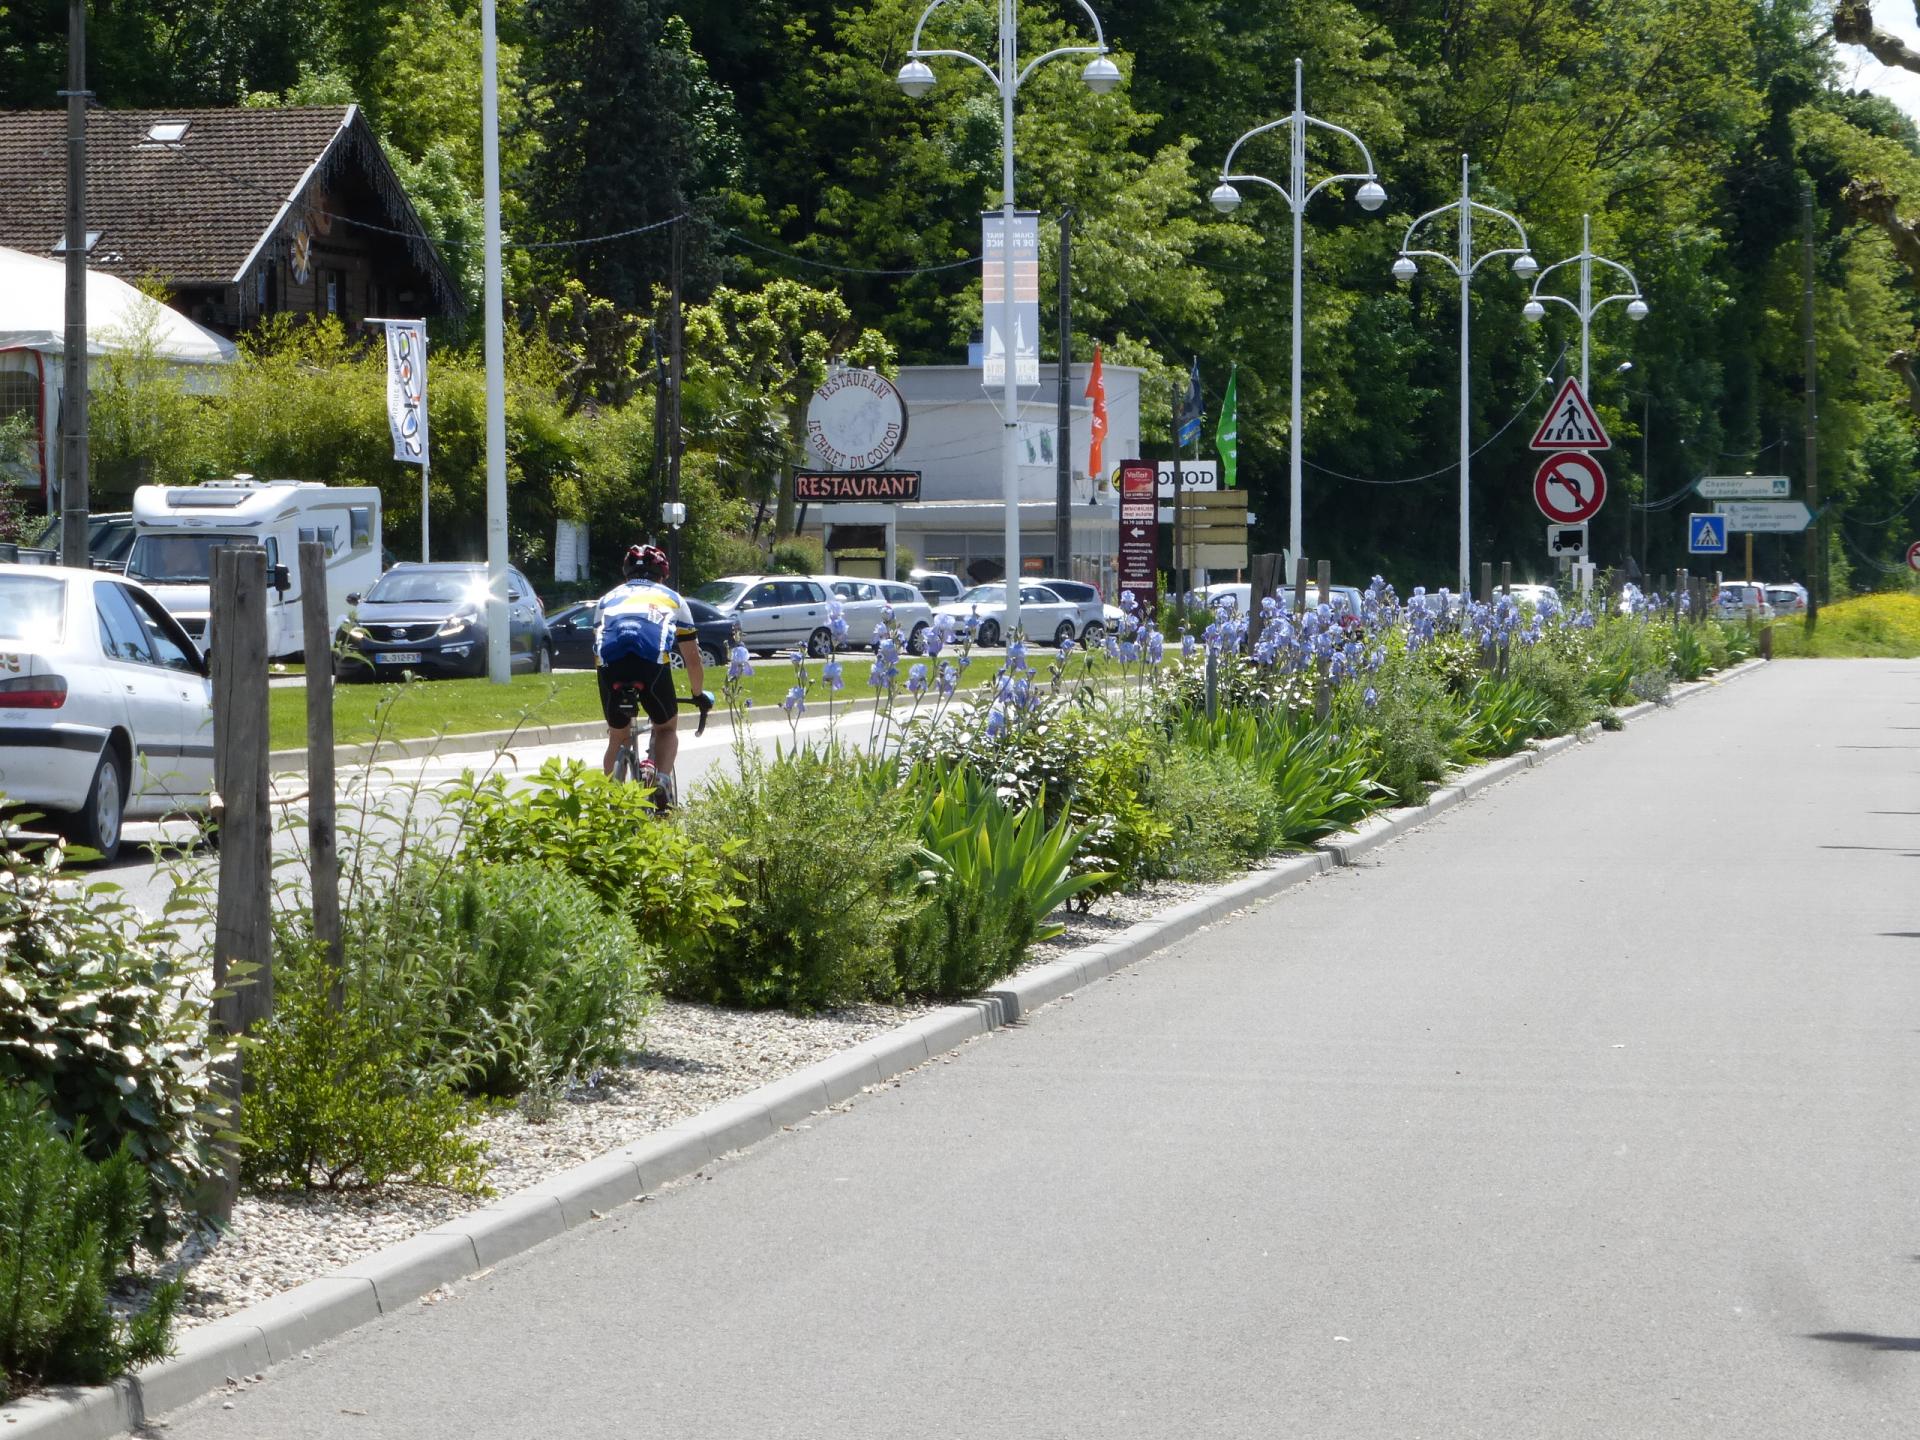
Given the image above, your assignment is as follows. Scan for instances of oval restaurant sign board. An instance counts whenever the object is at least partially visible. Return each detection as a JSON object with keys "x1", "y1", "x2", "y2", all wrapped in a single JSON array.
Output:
[
  {"x1": 1534, "y1": 452, "x2": 1608, "y2": 524},
  {"x1": 806, "y1": 368, "x2": 908, "y2": 472}
]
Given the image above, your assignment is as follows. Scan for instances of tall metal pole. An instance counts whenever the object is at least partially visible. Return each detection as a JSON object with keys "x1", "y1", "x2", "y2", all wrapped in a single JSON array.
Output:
[
  {"x1": 668, "y1": 219, "x2": 685, "y2": 581},
  {"x1": 1055, "y1": 208, "x2": 1072, "y2": 578},
  {"x1": 1801, "y1": 186, "x2": 1821, "y2": 625},
  {"x1": 1288, "y1": 60, "x2": 1305, "y2": 575},
  {"x1": 59, "y1": 0, "x2": 90, "y2": 570},
  {"x1": 1579, "y1": 213, "x2": 1592, "y2": 396},
  {"x1": 998, "y1": 0, "x2": 1023, "y2": 631},
  {"x1": 1457, "y1": 155, "x2": 1473, "y2": 600},
  {"x1": 481, "y1": 0, "x2": 511, "y2": 683}
]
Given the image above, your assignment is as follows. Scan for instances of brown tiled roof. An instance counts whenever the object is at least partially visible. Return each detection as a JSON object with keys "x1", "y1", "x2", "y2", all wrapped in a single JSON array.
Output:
[{"x1": 0, "y1": 106, "x2": 457, "y2": 306}]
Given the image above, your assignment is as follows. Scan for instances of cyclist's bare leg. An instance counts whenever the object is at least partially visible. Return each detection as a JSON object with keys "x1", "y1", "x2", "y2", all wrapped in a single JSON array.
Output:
[
  {"x1": 649, "y1": 715, "x2": 680, "y2": 787},
  {"x1": 602, "y1": 724, "x2": 627, "y2": 777}
]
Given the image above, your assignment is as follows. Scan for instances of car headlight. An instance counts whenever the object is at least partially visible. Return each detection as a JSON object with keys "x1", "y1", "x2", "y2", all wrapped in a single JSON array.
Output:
[{"x1": 438, "y1": 613, "x2": 475, "y2": 637}]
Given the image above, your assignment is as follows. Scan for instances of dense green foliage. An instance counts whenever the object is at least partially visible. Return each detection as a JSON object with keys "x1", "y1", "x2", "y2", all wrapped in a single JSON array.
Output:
[
  {"x1": 0, "y1": 827, "x2": 221, "y2": 1250},
  {"x1": 8, "y1": 0, "x2": 1916, "y2": 586},
  {"x1": 0, "y1": 1094, "x2": 179, "y2": 1403}
]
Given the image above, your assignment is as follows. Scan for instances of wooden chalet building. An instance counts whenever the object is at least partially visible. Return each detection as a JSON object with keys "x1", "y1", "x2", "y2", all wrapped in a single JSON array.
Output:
[{"x1": 0, "y1": 106, "x2": 462, "y2": 335}]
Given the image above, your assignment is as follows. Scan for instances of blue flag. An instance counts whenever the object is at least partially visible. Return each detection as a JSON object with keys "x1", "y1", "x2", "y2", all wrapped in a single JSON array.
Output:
[{"x1": 1177, "y1": 357, "x2": 1203, "y2": 448}]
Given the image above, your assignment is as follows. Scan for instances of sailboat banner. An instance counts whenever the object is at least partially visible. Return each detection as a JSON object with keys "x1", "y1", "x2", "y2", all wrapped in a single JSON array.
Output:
[{"x1": 981, "y1": 211, "x2": 1040, "y2": 386}]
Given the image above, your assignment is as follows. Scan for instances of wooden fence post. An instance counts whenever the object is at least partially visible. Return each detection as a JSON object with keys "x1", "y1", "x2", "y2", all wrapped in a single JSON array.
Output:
[
  {"x1": 1293, "y1": 556, "x2": 1309, "y2": 616},
  {"x1": 1247, "y1": 551, "x2": 1280, "y2": 655},
  {"x1": 1316, "y1": 559, "x2": 1331, "y2": 608},
  {"x1": 208, "y1": 543, "x2": 273, "y2": 1221},
  {"x1": 1500, "y1": 561, "x2": 1512, "y2": 597},
  {"x1": 299, "y1": 542, "x2": 344, "y2": 1006}
]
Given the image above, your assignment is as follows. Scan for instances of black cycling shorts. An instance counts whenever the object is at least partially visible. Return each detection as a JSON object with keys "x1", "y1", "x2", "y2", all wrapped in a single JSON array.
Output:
[{"x1": 598, "y1": 656, "x2": 676, "y2": 729}]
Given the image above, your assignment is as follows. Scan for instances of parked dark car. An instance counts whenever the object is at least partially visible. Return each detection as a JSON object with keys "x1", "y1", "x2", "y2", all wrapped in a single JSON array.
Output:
[
  {"x1": 27, "y1": 512, "x2": 135, "y2": 571},
  {"x1": 546, "y1": 597, "x2": 733, "y2": 670},
  {"x1": 335, "y1": 562, "x2": 553, "y2": 680}
]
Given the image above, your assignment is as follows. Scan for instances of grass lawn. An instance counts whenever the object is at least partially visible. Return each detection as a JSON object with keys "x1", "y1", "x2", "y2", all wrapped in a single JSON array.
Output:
[
  {"x1": 1768, "y1": 592, "x2": 1920, "y2": 659},
  {"x1": 268, "y1": 649, "x2": 1125, "y2": 751}
]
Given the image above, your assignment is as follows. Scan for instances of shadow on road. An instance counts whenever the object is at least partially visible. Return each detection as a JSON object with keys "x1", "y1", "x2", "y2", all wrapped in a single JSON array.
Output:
[{"x1": 1807, "y1": 1332, "x2": 1920, "y2": 1353}]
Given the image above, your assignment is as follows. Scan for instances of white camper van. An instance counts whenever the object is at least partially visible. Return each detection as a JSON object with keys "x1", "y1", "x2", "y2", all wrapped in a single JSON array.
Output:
[{"x1": 128, "y1": 479, "x2": 383, "y2": 659}]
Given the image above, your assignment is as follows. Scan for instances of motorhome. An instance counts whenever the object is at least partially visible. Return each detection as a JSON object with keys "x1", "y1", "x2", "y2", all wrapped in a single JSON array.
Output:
[{"x1": 128, "y1": 479, "x2": 383, "y2": 659}]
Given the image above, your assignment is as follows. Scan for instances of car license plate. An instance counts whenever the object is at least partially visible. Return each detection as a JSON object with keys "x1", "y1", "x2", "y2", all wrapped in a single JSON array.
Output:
[{"x1": 376, "y1": 652, "x2": 423, "y2": 665}]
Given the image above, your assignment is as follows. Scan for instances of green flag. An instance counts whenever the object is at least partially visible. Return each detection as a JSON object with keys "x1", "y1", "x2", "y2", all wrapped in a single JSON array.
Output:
[{"x1": 1216, "y1": 365, "x2": 1239, "y2": 488}]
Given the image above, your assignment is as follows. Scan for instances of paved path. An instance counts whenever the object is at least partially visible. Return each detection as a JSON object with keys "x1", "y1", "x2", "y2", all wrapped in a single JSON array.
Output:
[{"x1": 161, "y1": 660, "x2": 1920, "y2": 1439}]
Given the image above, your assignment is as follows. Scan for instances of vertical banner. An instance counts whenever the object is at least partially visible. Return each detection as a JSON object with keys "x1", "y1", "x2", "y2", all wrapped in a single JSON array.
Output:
[
  {"x1": 382, "y1": 320, "x2": 429, "y2": 465},
  {"x1": 1117, "y1": 458, "x2": 1159, "y2": 617},
  {"x1": 1216, "y1": 364, "x2": 1238, "y2": 488},
  {"x1": 1085, "y1": 344, "x2": 1108, "y2": 482},
  {"x1": 981, "y1": 212, "x2": 1041, "y2": 386}
]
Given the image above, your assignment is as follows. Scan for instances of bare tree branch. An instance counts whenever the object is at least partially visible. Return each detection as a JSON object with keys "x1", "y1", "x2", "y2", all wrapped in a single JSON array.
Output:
[{"x1": 1834, "y1": 1, "x2": 1920, "y2": 73}]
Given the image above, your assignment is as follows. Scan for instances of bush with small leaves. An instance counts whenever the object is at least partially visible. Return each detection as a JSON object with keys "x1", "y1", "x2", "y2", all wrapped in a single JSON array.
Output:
[{"x1": 0, "y1": 1091, "x2": 180, "y2": 1401}]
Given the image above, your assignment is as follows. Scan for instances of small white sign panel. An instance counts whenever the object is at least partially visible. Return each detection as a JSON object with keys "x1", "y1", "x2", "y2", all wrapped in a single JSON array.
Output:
[
  {"x1": 1698, "y1": 474, "x2": 1790, "y2": 499},
  {"x1": 1156, "y1": 460, "x2": 1219, "y2": 500}
]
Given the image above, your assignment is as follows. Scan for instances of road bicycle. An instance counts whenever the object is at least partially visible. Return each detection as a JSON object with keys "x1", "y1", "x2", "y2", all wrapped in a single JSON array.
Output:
[{"x1": 607, "y1": 681, "x2": 713, "y2": 813}]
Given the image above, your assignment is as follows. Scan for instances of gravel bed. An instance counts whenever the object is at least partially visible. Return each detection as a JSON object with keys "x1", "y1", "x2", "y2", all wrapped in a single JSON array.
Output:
[
  {"x1": 155, "y1": 866, "x2": 1284, "y2": 1330},
  {"x1": 163, "y1": 998, "x2": 933, "y2": 1327}
]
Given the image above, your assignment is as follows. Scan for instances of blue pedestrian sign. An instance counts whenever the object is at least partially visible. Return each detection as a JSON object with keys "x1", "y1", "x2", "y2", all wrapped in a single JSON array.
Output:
[{"x1": 1688, "y1": 512, "x2": 1728, "y2": 554}]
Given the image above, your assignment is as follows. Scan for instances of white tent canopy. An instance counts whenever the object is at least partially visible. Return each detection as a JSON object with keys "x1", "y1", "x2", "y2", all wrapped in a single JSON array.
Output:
[{"x1": 0, "y1": 245, "x2": 236, "y2": 364}]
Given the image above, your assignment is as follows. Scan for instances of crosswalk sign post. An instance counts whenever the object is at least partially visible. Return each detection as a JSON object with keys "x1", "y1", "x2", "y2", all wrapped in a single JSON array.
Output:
[{"x1": 1688, "y1": 512, "x2": 1728, "y2": 555}]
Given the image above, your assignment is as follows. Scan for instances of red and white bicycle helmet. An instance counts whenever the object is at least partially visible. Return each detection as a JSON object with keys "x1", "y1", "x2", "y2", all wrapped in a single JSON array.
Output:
[{"x1": 624, "y1": 543, "x2": 669, "y2": 581}]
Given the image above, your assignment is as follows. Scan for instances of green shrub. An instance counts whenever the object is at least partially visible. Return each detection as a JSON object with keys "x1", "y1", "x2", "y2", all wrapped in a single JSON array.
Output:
[
  {"x1": 683, "y1": 742, "x2": 922, "y2": 1011},
  {"x1": 0, "y1": 824, "x2": 221, "y2": 1249},
  {"x1": 240, "y1": 949, "x2": 488, "y2": 1193},
  {"x1": 414, "y1": 863, "x2": 654, "y2": 1096},
  {"x1": 0, "y1": 1092, "x2": 180, "y2": 1401},
  {"x1": 1183, "y1": 705, "x2": 1382, "y2": 839},
  {"x1": 453, "y1": 760, "x2": 737, "y2": 985},
  {"x1": 1464, "y1": 673, "x2": 1553, "y2": 755},
  {"x1": 1069, "y1": 720, "x2": 1172, "y2": 895},
  {"x1": 1353, "y1": 668, "x2": 1471, "y2": 805},
  {"x1": 892, "y1": 764, "x2": 1105, "y2": 996},
  {"x1": 1509, "y1": 644, "x2": 1599, "y2": 735},
  {"x1": 1146, "y1": 741, "x2": 1281, "y2": 881},
  {"x1": 769, "y1": 534, "x2": 825, "y2": 574}
]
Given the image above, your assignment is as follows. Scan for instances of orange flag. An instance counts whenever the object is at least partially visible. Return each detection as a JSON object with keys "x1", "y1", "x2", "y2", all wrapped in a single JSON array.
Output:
[{"x1": 1085, "y1": 344, "x2": 1108, "y2": 483}]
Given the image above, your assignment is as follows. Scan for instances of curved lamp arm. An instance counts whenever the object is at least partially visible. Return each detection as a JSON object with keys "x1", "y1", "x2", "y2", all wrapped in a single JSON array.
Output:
[
  {"x1": 1219, "y1": 115, "x2": 1294, "y2": 181},
  {"x1": 1219, "y1": 171, "x2": 1297, "y2": 208},
  {"x1": 1300, "y1": 116, "x2": 1381, "y2": 204},
  {"x1": 1397, "y1": 246, "x2": 1462, "y2": 277},
  {"x1": 1017, "y1": 42, "x2": 1106, "y2": 89}
]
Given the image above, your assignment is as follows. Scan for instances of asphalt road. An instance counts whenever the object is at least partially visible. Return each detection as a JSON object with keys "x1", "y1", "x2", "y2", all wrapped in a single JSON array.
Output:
[{"x1": 159, "y1": 659, "x2": 1920, "y2": 1439}]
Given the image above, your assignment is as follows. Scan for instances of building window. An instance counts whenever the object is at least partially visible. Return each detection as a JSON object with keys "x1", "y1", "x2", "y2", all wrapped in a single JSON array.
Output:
[
  {"x1": 0, "y1": 368, "x2": 37, "y2": 483},
  {"x1": 322, "y1": 269, "x2": 345, "y2": 317},
  {"x1": 255, "y1": 261, "x2": 278, "y2": 314}
]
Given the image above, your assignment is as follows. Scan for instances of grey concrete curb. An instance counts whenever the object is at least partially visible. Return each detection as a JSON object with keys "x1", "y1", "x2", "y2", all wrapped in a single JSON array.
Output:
[{"x1": 1, "y1": 656, "x2": 1770, "y2": 1439}]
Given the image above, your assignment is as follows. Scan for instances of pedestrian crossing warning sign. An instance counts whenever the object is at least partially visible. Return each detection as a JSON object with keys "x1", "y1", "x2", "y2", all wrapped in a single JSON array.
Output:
[
  {"x1": 1529, "y1": 378, "x2": 1611, "y2": 451},
  {"x1": 1688, "y1": 512, "x2": 1728, "y2": 554}
]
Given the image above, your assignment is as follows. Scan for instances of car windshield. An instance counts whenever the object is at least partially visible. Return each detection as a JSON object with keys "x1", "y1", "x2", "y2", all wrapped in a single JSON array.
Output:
[
  {"x1": 127, "y1": 532, "x2": 275, "y2": 584},
  {"x1": 0, "y1": 575, "x2": 65, "y2": 642},
  {"x1": 958, "y1": 585, "x2": 1009, "y2": 605},
  {"x1": 693, "y1": 581, "x2": 746, "y2": 606},
  {"x1": 364, "y1": 570, "x2": 484, "y2": 605}
]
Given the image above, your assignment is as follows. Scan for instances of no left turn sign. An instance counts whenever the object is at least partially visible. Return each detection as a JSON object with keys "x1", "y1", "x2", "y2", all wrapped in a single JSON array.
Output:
[
  {"x1": 1908, "y1": 539, "x2": 1920, "y2": 572},
  {"x1": 1533, "y1": 452, "x2": 1608, "y2": 524}
]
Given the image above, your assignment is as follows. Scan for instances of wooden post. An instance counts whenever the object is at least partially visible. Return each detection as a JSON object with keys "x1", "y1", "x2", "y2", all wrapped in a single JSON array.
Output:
[
  {"x1": 299, "y1": 542, "x2": 344, "y2": 1005},
  {"x1": 1204, "y1": 647, "x2": 1219, "y2": 720},
  {"x1": 1247, "y1": 551, "x2": 1280, "y2": 655},
  {"x1": 1478, "y1": 563, "x2": 1492, "y2": 606},
  {"x1": 1673, "y1": 568, "x2": 1686, "y2": 620},
  {"x1": 1293, "y1": 555, "x2": 1309, "y2": 616},
  {"x1": 208, "y1": 544, "x2": 273, "y2": 1221},
  {"x1": 1500, "y1": 561, "x2": 1512, "y2": 597},
  {"x1": 1316, "y1": 559, "x2": 1331, "y2": 607}
]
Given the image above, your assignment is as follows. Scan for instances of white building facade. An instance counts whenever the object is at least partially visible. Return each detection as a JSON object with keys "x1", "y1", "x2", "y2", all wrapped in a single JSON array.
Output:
[{"x1": 796, "y1": 361, "x2": 1141, "y2": 586}]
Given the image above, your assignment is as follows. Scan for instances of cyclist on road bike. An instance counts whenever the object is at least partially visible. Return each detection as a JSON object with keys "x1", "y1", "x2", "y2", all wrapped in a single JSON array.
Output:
[{"x1": 594, "y1": 543, "x2": 709, "y2": 782}]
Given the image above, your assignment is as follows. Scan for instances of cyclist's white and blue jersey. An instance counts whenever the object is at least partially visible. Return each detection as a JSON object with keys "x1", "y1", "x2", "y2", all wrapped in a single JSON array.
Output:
[{"x1": 594, "y1": 581, "x2": 696, "y2": 667}]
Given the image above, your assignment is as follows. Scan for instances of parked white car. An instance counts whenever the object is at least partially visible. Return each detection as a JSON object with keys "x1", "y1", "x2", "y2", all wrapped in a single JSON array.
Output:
[
  {"x1": 817, "y1": 576, "x2": 936, "y2": 653},
  {"x1": 0, "y1": 564, "x2": 214, "y2": 860},
  {"x1": 690, "y1": 575, "x2": 833, "y2": 656},
  {"x1": 1027, "y1": 577, "x2": 1109, "y2": 641},
  {"x1": 934, "y1": 583, "x2": 1084, "y2": 647},
  {"x1": 1765, "y1": 583, "x2": 1808, "y2": 615}
]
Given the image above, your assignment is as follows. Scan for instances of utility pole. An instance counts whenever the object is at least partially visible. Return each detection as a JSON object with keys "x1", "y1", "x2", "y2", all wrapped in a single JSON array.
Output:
[
  {"x1": 480, "y1": 0, "x2": 510, "y2": 683},
  {"x1": 1801, "y1": 185, "x2": 1821, "y2": 628},
  {"x1": 1054, "y1": 208, "x2": 1073, "y2": 580},
  {"x1": 59, "y1": 0, "x2": 90, "y2": 569},
  {"x1": 667, "y1": 219, "x2": 685, "y2": 580}
]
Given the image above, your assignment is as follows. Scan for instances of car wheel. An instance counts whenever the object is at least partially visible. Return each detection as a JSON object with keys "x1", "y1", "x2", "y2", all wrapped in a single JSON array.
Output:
[
  {"x1": 1052, "y1": 620, "x2": 1076, "y2": 647},
  {"x1": 669, "y1": 650, "x2": 686, "y2": 670},
  {"x1": 907, "y1": 622, "x2": 930, "y2": 655},
  {"x1": 701, "y1": 643, "x2": 725, "y2": 668},
  {"x1": 1082, "y1": 621, "x2": 1105, "y2": 644},
  {"x1": 65, "y1": 748, "x2": 125, "y2": 862},
  {"x1": 537, "y1": 644, "x2": 554, "y2": 675},
  {"x1": 977, "y1": 620, "x2": 1002, "y2": 648},
  {"x1": 806, "y1": 627, "x2": 833, "y2": 658}
]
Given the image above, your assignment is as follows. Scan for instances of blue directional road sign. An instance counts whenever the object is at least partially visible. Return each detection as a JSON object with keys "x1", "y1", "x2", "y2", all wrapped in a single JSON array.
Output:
[{"x1": 1688, "y1": 512, "x2": 1728, "y2": 555}]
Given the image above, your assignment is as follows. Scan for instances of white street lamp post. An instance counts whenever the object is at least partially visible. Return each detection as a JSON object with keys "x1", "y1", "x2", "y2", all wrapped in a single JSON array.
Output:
[
  {"x1": 898, "y1": 0, "x2": 1119, "y2": 639},
  {"x1": 1393, "y1": 154, "x2": 1537, "y2": 599},
  {"x1": 1209, "y1": 58, "x2": 1386, "y2": 579},
  {"x1": 1521, "y1": 213, "x2": 1647, "y2": 395},
  {"x1": 480, "y1": 0, "x2": 510, "y2": 683}
]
